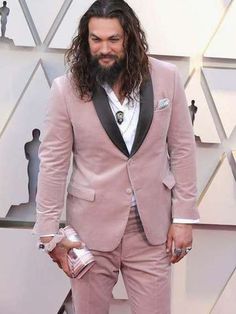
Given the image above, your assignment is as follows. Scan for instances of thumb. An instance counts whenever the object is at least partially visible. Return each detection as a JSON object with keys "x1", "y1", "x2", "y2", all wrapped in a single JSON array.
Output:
[{"x1": 61, "y1": 238, "x2": 85, "y2": 250}]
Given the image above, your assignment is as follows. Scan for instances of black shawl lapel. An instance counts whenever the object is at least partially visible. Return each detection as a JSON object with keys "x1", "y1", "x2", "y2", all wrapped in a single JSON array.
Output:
[
  {"x1": 130, "y1": 74, "x2": 154, "y2": 157},
  {"x1": 92, "y1": 85, "x2": 130, "y2": 157}
]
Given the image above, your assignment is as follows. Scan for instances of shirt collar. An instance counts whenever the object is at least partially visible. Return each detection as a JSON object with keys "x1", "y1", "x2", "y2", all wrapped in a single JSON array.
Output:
[{"x1": 102, "y1": 83, "x2": 140, "y2": 107}]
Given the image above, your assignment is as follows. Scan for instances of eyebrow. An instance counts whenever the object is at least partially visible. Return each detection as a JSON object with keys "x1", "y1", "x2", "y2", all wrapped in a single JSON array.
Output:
[{"x1": 90, "y1": 33, "x2": 122, "y2": 39}]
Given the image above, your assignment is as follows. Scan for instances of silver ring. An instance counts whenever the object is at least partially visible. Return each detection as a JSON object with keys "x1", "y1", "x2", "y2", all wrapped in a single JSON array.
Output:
[
  {"x1": 185, "y1": 247, "x2": 192, "y2": 254},
  {"x1": 174, "y1": 248, "x2": 182, "y2": 256}
]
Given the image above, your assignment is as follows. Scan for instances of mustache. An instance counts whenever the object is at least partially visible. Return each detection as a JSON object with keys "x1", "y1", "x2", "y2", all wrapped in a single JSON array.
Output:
[{"x1": 97, "y1": 54, "x2": 118, "y2": 60}]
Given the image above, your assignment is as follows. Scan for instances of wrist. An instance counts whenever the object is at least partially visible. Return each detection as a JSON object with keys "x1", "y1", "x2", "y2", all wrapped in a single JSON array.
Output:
[
  {"x1": 40, "y1": 236, "x2": 54, "y2": 243},
  {"x1": 38, "y1": 231, "x2": 65, "y2": 252},
  {"x1": 173, "y1": 223, "x2": 192, "y2": 226}
]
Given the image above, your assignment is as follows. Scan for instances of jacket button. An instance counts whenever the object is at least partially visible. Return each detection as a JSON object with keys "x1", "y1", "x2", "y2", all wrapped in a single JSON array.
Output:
[{"x1": 126, "y1": 188, "x2": 132, "y2": 194}]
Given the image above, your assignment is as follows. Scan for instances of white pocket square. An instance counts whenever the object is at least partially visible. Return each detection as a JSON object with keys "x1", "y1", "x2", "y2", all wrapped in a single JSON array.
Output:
[{"x1": 155, "y1": 98, "x2": 170, "y2": 110}]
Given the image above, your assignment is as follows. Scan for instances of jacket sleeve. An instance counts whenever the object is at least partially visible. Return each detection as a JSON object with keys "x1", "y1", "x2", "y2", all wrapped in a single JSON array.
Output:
[
  {"x1": 33, "y1": 78, "x2": 73, "y2": 235},
  {"x1": 167, "y1": 67, "x2": 200, "y2": 220}
]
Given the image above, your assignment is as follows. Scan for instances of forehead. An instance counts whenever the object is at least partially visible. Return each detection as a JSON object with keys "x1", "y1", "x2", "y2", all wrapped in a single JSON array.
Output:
[{"x1": 88, "y1": 17, "x2": 124, "y2": 37}]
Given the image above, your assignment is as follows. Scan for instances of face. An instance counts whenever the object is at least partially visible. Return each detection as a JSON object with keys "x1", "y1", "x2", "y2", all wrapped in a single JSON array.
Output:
[{"x1": 88, "y1": 17, "x2": 125, "y2": 68}]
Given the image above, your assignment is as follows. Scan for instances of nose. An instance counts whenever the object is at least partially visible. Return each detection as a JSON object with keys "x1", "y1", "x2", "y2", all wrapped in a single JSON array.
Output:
[{"x1": 100, "y1": 41, "x2": 110, "y2": 54}]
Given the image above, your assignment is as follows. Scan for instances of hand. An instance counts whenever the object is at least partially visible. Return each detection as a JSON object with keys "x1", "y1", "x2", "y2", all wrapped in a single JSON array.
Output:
[
  {"x1": 41, "y1": 236, "x2": 84, "y2": 277},
  {"x1": 166, "y1": 223, "x2": 193, "y2": 264}
]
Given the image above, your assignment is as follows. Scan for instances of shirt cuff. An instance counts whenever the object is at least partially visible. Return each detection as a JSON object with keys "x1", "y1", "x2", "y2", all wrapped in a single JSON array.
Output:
[
  {"x1": 39, "y1": 234, "x2": 56, "y2": 237},
  {"x1": 172, "y1": 218, "x2": 200, "y2": 224}
]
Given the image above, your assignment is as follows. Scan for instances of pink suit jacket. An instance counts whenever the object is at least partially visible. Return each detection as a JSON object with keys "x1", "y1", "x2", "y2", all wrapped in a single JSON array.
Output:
[{"x1": 33, "y1": 57, "x2": 199, "y2": 251}]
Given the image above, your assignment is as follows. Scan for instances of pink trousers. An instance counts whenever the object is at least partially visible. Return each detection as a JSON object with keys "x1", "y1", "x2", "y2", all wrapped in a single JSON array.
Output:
[{"x1": 71, "y1": 206, "x2": 171, "y2": 314}]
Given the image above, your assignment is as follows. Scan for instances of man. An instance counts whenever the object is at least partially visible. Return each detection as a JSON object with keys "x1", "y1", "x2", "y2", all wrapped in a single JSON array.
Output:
[
  {"x1": 34, "y1": 1, "x2": 199, "y2": 313},
  {"x1": 0, "y1": 1, "x2": 10, "y2": 37}
]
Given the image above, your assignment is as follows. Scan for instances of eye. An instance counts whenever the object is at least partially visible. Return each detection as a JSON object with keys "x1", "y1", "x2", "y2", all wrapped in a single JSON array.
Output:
[
  {"x1": 110, "y1": 38, "x2": 119, "y2": 43},
  {"x1": 91, "y1": 37, "x2": 100, "y2": 42}
]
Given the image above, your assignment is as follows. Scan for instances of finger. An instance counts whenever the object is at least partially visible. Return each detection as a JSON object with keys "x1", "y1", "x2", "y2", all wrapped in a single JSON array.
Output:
[
  {"x1": 170, "y1": 246, "x2": 183, "y2": 263},
  {"x1": 48, "y1": 249, "x2": 68, "y2": 270},
  {"x1": 171, "y1": 244, "x2": 192, "y2": 264},
  {"x1": 172, "y1": 251, "x2": 185, "y2": 264},
  {"x1": 60, "y1": 257, "x2": 72, "y2": 278},
  {"x1": 52, "y1": 257, "x2": 70, "y2": 275},
  {"x1": 50, "y1": 257, "x2": 62, "y2": 268},
  {"x1": 49, "y1": 253, "x2": 60, "y2": 264},
  {"x1": 61, "y1": 238, "x2": 84, "y2": 250},
  {"x1": 166, "y1": 235, "x2": 172, "y2": 254},
  {"x1": 171, "y1": 253, "x2": 180, "y2": 263}
]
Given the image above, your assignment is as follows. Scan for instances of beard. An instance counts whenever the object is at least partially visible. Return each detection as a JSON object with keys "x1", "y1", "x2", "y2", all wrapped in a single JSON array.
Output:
[{"x1": 89, "y1": 53, "x2": 125, "y2": 87}]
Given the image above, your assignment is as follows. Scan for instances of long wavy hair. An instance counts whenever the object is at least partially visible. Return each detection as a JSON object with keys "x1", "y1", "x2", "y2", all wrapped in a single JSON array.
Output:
[{"x1": 65, "y1": 0, "x2": 149, "y2": 101}]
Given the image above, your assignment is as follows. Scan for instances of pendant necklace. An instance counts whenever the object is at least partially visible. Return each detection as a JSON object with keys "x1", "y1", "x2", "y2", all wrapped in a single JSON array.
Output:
[
  {"x1": 115, "y1": 111, "x2": 124, "y2": 124},
  {"x1": 111, "y1": 101, "x2": 137, "y2": 135},
  {"x1": 113, "y1": 100, "x2": 134, "y2": 125}
]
